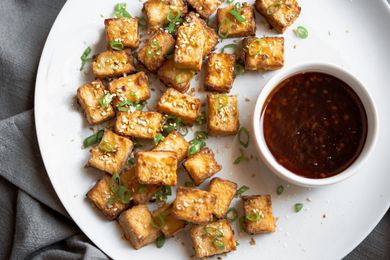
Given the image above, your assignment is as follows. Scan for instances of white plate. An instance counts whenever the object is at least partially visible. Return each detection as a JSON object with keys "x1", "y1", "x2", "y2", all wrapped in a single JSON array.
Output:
[{"x1": 34, "y1": 0, "x2": 390, "y2": 259}]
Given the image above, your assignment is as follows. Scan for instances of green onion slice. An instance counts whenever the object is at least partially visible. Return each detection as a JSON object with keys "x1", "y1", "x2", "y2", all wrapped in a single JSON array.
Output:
[
  {"x1": 153, "y1": 133, "x2": 164, "y2": 145},
  {"x1": 117, "y1": 185, "x2": 131, "y2": 204},
  {"x1": 221, "y1": 44, "x2": 238, "y2": 54},
  {"x1": 235, "y1": 185, "x2": 249, "y2": 197},
  {"x1": 151, "y1": 212, "x2": 165, "y2": 229},
  {"x1": 177, "y1": 126, "x2": 189, "y2": 136},
  {"x1": 167, "y1": 10, "x2": 181, "y2": 22},
  {"x1": 195, "y1": 111, "x2": 207, "y2": 125},
  {"x1": 195, "y1": 131, "x2": 208, "y2": 141},
  {"x1": 266, "y1": 2, "x2": 283, "y2": 15},
  {"x1": 138, "y1": 185, "x2": 147, "y2": 194},
  {"x1": 234, "y1": 2, "x2": 241, "y2": 9},
  {"x1": 127, "y1": 157, "x2": 136, "y2": 165},
  {"x1": 239, "y1": 216, "x2": 245, "y2": 231},
  {"x1": 295, "y1": 26, "x2": 308, "y2": 39},
  {"x1": 215, "y1": 94, "x2": 229, "y2": 111},
  {"x1": 226, "y1": 0, "x2": 234, "y2": 3},
  {"x1": 80, "y1": 46, "x2": 92, "y2": 71},
  {"x1": 238, "y1": 127, "x2": 250, "y2": 148},
  {"x1": 114, "y1": 3, "x2": 132, "y2": 18},
  {"x1": 99, "y1": 92, "x2": 113, "y2": 108},
  {"x1": 184, "y1": 181, "x2": 195, "y2": 187},
  {"x1": 83, "y1": 129, "x2": 104, "y2": 148},
  {"x1": 156, "y1": 234, "x2": 166, "y2": 248},
  {"x1": 110, "y1": 173, "x2": 121, "y2": 192},
  {"x1": 175, "y1": 70, "x2": 195, "y2": 84},
  {"x1": 234, "y1": 149, "x2": 250, "y2": 164},
  {"x1": 248, "y1": 39, "x2": 265, "y2": 56},
  {"x1": 138, "y1": 17, "x2": 147, "y2": 26},
  {"x1": 225, "y1": 208, "x2": 238, "y2": 222},
  {"x1": 204, "y1": 226, "x2": 224, "y2": 237},
  {"x1": 276, "y1": 185, "x2": 284, "y2": 195},
  {"x1": 229, "y1": 9, "x2": 246, "y2": 23},
  {"x1": 109, "y1": 40, "x2": 124, "y2": 51},
  {"x1": 99, "y1": 140, "x2": 115, "y2": 153},
  {"x1": 188, "y1": 139, "x2": 206, "y2": 156},
  {"x1": 246, "y1": 212, "x2": 261, "y2": 222},
  {"x1": 235, "y1": 63, "x2": 245, "y2": 75},
  {"x1": 294, "y1": 203, "x2": 303, "y2": 212},
  {"x1": 212, "y1": 237, "x2": 225, "y2": 250},
  {"x1": 218, "y1": 19, "x2": 231, "y2": 38}
]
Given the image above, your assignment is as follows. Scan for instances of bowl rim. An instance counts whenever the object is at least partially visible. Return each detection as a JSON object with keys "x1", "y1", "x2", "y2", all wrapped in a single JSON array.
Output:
[{"x1": 252, "y1": 61, "x2": 379, "y2": 187}]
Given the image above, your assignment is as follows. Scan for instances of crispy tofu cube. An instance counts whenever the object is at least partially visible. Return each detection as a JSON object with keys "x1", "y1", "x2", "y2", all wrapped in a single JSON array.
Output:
[
  {"x1": 108, "y1": 72, "x2": 150, "y2": 108},
  {"x1": 120, "y1": 167, "x2": 162, "y2": 205},
  {"x1": 205, "y1": 53, "x2": 236, "y2": 93},
  {"x1": 243, "y1": 36, "x2": 284, "y2": 71},
  {"x1": 190, "y1": 219, "x2": 237, "y2": 258},
  {"x1": 88, "y1": 130, "x2": 134, "y2": 175},
  {"x1": 153, "y1": 204, "x2": 186, "y2": 237},
  {"x1": 217, "y1": 3, "x2": 256, "y2": 38},
  {"x1": 92, "y1": 50, "x2": 135, "y2": 78},
  {"x1": 152, "y1": 130, "x2": 189, "y2": 162},
  {"x1": 135, "y1": 151, "x2": 178, "y2": 186},
  {"x1": 207, "y1": 94, "x2": 240, "y2": 136},
  {"x1": 136, "y1": 30, "x2": 175, "y2": 72},
  {"x1": 105, "y1": 18, "x2": 139, "y2": 49},
  {"x1": 209, "y1": 177, "x2": 237, "y2": 219},
  {"x1": 86, "y1": 175, "x2": 129, "y2": 220},
  {"x1": 157, "y1": 88, "x2": 201, "y2": 125},
  {"x1": 187, "y1": 0, "x2": 223, "y2": 18},
  {"x1": 174, "y1": 20, "x2": 205, "y2": 71},
  {"x1": 157, "y1": 59, "x2": 195, "y2": 93},
  {"x1": 242, "y1": 195, "x2": 276, "y2": 234},
  {"x1": 183, "y1": 147, "x2": 222, "y2": 186},
  {"x1": 172, "y1": 187, "x2": 216, "y2": 224},
  {"x1": 118, "y1": 205, "x2": 160, "y2": 249},
  {"x1": 143, "y1": 0, "x2": 188, "y2": 31},
  {"x1": 77, "y1": 80, "x2": 115, "y2": 125},
  {"x1": 115, "y1": 110, "x2": 163, "y2": 139},
  {"x1": 255, "y1": 0, "x2": 301, "y2": 33}
]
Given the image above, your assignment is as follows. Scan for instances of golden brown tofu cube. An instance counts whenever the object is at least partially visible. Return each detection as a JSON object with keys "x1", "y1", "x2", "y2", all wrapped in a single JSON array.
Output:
[
  {"x1": 115, "y1": 110, "x2": 163, "y2": 139},
  {"x1": 135, "y1": 151, "x2": 178, "y2": 186},
  {"x1": 187, "y1": 0, "x2": 223, "y2": 18},
  {"x1": 108, "y1": 72, "x2": 150, "y2": 108},
  {"x1": 172, "y1": 187, "x2": 216, "y2": 224},
  {"x1": 118, "y1": 205, "x2": 161, "y2": 249},
  {"x1": 255, "y1": 0, "x2": 301, "y2": 33},
  {"x1": 174, "y1": 20, "x2": 205, "y2": 71},
  {"x1": 207, "y1": 94, "x2": 239, "y2": 136},
  {"x1": 105, "y1": 18, "x2": 139, "y2": 49},
  {"x1": 152, "y1": 130, "x2": 189, "y2": 162},
  {"x1": 209, "y1": 177, "x2": 237, "y2": 219},
  {"x1": 136, "y1": 30, "x2": 175, "y2": 72},
  {"x1": 243, "y1": 36, "x2": 284, "y2": 71},
  {"x1": 152, "y1": 203, "x2": 186, "y2": 237},
  {"x1": 205, "y1": 53, "x2": 236, "y2": 93},
  {"x1": 157, "y1": 88, "x2": 201, "y2": 125},
  {"x1": 88, "y1": 130, "x2": 134, "y2": 175},
  {"x1": 242, "y1": 195, "x2": 276, "y2": 234},
  {"x1": 217, "y1": 3, "x2": 256, "y2": 38},
  {"x1": 92, "y1": 50, "x2": 135, "y2": 78},
  {"x1": 183, "y1": 147, "x2": 222, "y2": 186},
  {"x1": 77, "y1": 80, "x2": 115, "y2": 125},
  {"x1": 157, "y1": 59, "x2": 195, "y2": 93},
  {"x1": 86, "y1": 175, "x2": 129, "y2": 220},
  {"x1": 120, "y1": 167, "x2": 162, "y2": 205},
  {"x1": 190, "y1": 219, "x2": 237, "y2": 258},
  {"x1": 143, "y1": 0, "x2": 188, "y2": 31}
]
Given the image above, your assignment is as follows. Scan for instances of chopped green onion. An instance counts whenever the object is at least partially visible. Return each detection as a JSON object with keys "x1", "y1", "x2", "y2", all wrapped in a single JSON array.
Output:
[
  {"x1": 246, "y1": 212, "x2": 261, "y2": 222},
  {"x1": 239, "y1": 216, "x2": 245, "y2": 231},
  {"x1": 188, "y1": 139, "x2": 206, "y2": 156},
  {"x1": 236, "y1": 241, "x2": 240, "y2": 246},
  {"x1": 167, "y1": 10, "x2": 181, "y2": 22},
  {"x1": 127, "y1": 157, "x2": 136, "y2": 165},
  {"x1": 177, "y1": 126, "x2": 189, "y2": 136},
  {"x1": 196, "y1": 111, "x2": 207, "y2": 125},
  {"x1": 234, "y1": 149, "x2": 249, "y2": 164},
  {"x1": 248, "y1": 39, "x2": 265, "y2": 56},
  {"x1": 226, "y1": 0, "x2": 234, "y2": 3},
  {"x1": 238, "y1": 127, "x2": 250, "y2": 148},
  {"x1": 295, "y1": 26, "x2": 308, "y2": 39},
  {"x1": 195, "y1": 131, "x2": 208, "y2": 141},
  {"x1": 138, "y1": 185, "x2": 147, "y2": 194},
  {"x1": 218, "y1": 19, "x2": 231, "y2": 38},
  {"x1": 110, "y1": 173, "x2": 121, "y2": 192},
  {"x1": 109, "y1": 40, "x2": 124, "y2": 51},
  {"x1": 266, "y1": 2, "x2": 282, "y2": 15},
  {"x1": 108, "y1": 173, "x2": 132, "y2": 204},
  {"x1": 212, "y1": 237, "x2": 225, "y2": 250},
  {"x1": 153, "y1": 133, "x2": 164, "y2": 145},
  {"x1": 235, "y1": 63, "x2": 245, "y2": 75},
  {"x1": 99, "y1": 92, "x2": 113, "y2": 108},
  {"x1": 235, "y1": 185, "x2": 249, "y2": 197},
  {"x1": 234, "y1": 2, "x2": 241, "y2": 9},
  {"x1": 225, "y1": 208, "x2": 238, "y2": 222},
  {"x1": 156, "y1": 234, "x2": 166, "y2": 248},
  {"x1": 146, "y1": 41, "x2": 160, "y2": 58},
  {"x1": 276, "y1": 185, "x2": 284, "y2": 195},
  {"x1": 221, "y1": 44, "x2": 238, "y2": 54},
  {"x1": 133, "y1": 139, "x2": 143, "y2": 148},
  {"x1": 83, "y1": 129, "x2": 104, "y2": 148},
  {"x1": 184, "y1": 181, "x2": 195, "y2": 187},
  {"x1": 117, "y1": 185, "x2": 132, "y2": 204},
  {"x1": 175, "y1": 71, "x2": 194, "y2": 84},
  {"x1": 215, "y1": 94, "x2": 229, "y2": 111},
  {"x1": 151, "y1": 212, "x2": 165, "y2": 229},
  {"x1": 155, "y1": 186, "x2": 172, "y2": 202},
  {"x1": 117, "y1": 100, "x2": 146, "y2": 112},
  {"x1": 80, "y1": 46, "x2": 92, "y2": 71},
  {"x1": 204, "y1": 226, "x2": 224, "y2": 237},
  {"x1": 294, "y1": 203, "x2": 303, "y2": 212},
  {"x1": 99, "y1": 140, "x2": 115, "y2": 153},
  {"x1": 229, "y1": 9, "x2": 246, "y2": 23},
  {"x1": 114, "y1": 3, "x2": 132, "y2": 18},
  {"x1": 162, "y1": 115, "x2": 186, "y2": 136},
  {"x1": 138, "y1": 17, "x2": 147, "y2": 27}
]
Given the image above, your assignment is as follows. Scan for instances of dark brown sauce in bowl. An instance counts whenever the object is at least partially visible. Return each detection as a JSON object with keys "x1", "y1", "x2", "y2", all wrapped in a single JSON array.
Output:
[{"x1": 262, "y1": 72, "x2": 368, "y2": 179}]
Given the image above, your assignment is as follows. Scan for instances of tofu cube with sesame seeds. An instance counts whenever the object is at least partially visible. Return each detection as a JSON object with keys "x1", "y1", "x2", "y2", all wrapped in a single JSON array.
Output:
[
  {"x1": 190, "y1": 219, "x2": 237, "y2": 258},
  {"x1": 207, "y1": 94, "x2": 239, "y2": 136},
  {"x1": 86, "y1": 174, "x2": 130, "y2": 220},
  {"x1": 92, "y1": 50, "x2": 135, "y2": 78},
  {"x1": 205, "y1": 53, "x2": 236, "y2": 93},
  {"x1": 77, "y1": 80, "x2": 115, "y2": 125},
  {"x1": 157, "y1": 88, "x2": 201, "y2": 125},
  {"x1": 217, "y1": 3, "x2": 256, "y2": 38},
  {"x1": 114, "y1": 110, "x2": 163, "y2": 139},
  {"x1": 152, "y1": 130, "x2": 189, "y2": 162},
  {"x1": 88, "y1": 129, "x2": 134, "y2": 175},
  {"x1": 105, "y1": 18, "x2": 139, "y2": 49},
  {"x1": 183, "y1": 147, "x2": 222, "y2": 186},
  {"x1": 187, "y1": 0, "x2": 223, "y2": 18},
  {"x1": 208, "y1": 177, "x2": 237, "y2": 219},
  {"x1": 135, "y1": 151, "x2": 178, "y2": 186},
  {"x1": 136, "y1": 30, "x2": 176, "y2": 72},
  {"x1": 143, "y1": 0, "x2": 188, "y2": 31},
  {"x1": 120, "y1": 167, "x2": 162, "y2": 205},
  {"x1": 255, "y1": 0, "x2": 301, "y2": 33},
  {"x1": 118, "y1": 205, "x2": 161, "y2": 250},
  {"x1": 242, "y1": 195, "x2": 276, "y2": 234},
  {"x1": 157, "y1": 59, "x2": 195, "y2": 93},
  {"x1": 172, "y1": 187, "x2": 216, "y2": 224},
  {"x1": 243, "y1": 36, "x2": 284, "y2": 71},
  {"x1": 153, "y1": 203, "x2": 186, "y2": 237}
]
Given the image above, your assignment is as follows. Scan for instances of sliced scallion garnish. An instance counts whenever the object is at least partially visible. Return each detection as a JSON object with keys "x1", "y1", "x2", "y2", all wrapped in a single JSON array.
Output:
[
  {"x1": 238, "y1": 127, "x2": 250, "y2": 148},
  {"x1": 114, "y1": 3, "x2": 132, "y2": 18},
  {"x1": 233, "y1": 149, "x2": 249, "y2": 164},
  {"x1": 83, "y1": 129, "x2": 104, "y2": 148},
  {"x1": 225, "y1": 208, "x2": 238, "y2": 222},
  {"x1": 99, "y1": 92, "x2": 113, "y2": 108},
  {"x1": 229, "y1": 8, "x2": 246, "y2": 23},
  {"x1": 109, "y1": 40, "x2": 124, "y2": 50},
  {"x1": 138, "y1": 17, "x2": 147, "y2": 27},
  {"x1": 195, "y1": 131, "x2": 208, "y2": 141},
  {"x1": 99, "y1": 140, "x2": 115, "y2": 153},
  {"x1": 221, "y1": 43, "x2": 238, "y2": 54},
  {"x1": 138, "y1": 185, "x2": 147, "y2": 194},
  {"x1": 153, "y1": 133, "x2": 164, "y2": 145},
  {"x1": 266, "y1": 2, "x2": 282, "y2": 15},
  {"x1": 151, "y1": 212, "x2": 165, "y2": 229},
  {"x1": 276, "y1": 185, "x2": 284, "y2": 195},
  {"x1": 294, "y1": 203, "x2": 303, "y2": 212},
  {"x1": 184, "y1": 181, "x2": 195, "y2": 187},
  {"x1": 188, "y1": 139, "x2": 206, "y2": 156},
  {"x1": 246, "y1": 212, "x2": 261, "y2": 222},
  {"x1": 212, "y1": 237, "x2": 225, "y2": 250},
  {"x1": 195, "y1": 111, "x2": 207, "y2": 125},
  {"x1": 235, "y1": 185, "x2": 249, "y2": 197},
  {"x1": 156, "y1": 234, "x2": 166, "y2": 248},
  {"x1": 248, "y1": 38, "x2": 265, "y2": 56},
  {"x1": 204, "y1": 226, "x2": 224, "y2": 237},
  {"x1": 80, "y1": 46, "x2": 92, "y2": 71},
  {"x1": 295, "y1": 26, "x2": 308, "y2": 39}
]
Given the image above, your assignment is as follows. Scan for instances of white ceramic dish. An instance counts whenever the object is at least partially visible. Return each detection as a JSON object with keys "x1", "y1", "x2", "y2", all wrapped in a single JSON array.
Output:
[
  {"x1": 252, "y1": 62, "x2": 378, "y2": 187},
  {"x1": 34, "y1": 0, "x2": 390, "y2": 259}
]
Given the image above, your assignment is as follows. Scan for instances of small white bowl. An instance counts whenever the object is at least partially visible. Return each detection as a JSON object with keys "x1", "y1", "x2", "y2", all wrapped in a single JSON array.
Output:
[{"x1": 252, "y1": 62, "x2": 379, "y2": 187}]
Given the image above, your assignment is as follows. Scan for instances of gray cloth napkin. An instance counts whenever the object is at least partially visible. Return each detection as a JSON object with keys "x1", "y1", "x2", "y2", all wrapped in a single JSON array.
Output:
[{"x1": 0, "y1": 0, "x2": 388, "y2": 259}]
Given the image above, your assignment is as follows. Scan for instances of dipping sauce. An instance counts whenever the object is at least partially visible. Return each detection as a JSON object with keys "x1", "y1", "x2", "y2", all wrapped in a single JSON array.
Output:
[{"x1": 262, "y1": 72, "x2": 367, "y2": 179}]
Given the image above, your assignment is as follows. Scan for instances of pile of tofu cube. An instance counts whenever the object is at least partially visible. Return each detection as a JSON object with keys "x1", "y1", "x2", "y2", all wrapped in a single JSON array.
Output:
[{"x1": 77, "y1": 0, "x2": 301, "y2": 257}]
